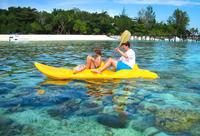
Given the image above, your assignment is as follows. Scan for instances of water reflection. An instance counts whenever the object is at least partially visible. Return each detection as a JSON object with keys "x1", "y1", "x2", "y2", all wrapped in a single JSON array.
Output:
[
  {"x1": 41, "y1": 79, "x2": 72, "y2": 86},
  {"x1": 40, "y1": 78, "x2": 136, "y2": 114}
]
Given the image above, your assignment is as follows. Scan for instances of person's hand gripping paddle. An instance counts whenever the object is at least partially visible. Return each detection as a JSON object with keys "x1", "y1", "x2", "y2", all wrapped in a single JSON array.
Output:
[{"x1": 114, "y1": 30, "x2": 131, "y2": 55}]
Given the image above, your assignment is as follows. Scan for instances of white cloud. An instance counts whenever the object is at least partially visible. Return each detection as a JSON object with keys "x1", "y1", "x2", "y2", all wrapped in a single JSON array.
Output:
[{"x1": 115, "y1": 0, "x2": 200, "y2": 6}]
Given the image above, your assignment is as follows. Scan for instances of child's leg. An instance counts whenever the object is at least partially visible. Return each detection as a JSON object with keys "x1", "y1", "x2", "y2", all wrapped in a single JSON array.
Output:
[
  {"x1": 73, "y1": 64, "x2": 86, "y2": 74},
  {"x1": 86, "y1": 55, "x2": 95, "y2": 69}
]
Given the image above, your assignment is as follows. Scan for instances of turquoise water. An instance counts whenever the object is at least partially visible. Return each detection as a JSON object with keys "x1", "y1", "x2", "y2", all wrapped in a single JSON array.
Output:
[{"x1": 0, "y1": 41, "x2": 200, "y2": 136}]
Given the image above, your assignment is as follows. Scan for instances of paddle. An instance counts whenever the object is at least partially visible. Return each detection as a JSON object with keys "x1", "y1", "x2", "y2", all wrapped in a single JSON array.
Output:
[
  {"x1": 113, "y1": 30, "x2": 131, "y2": 55},
  {"x1": 119, "y1": 30, "x2": 131, "y2": 47}
]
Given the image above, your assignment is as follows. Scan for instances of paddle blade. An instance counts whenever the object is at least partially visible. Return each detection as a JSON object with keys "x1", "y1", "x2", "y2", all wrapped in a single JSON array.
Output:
[{"x1": 119, "y1": 30, "x2": 131, "y2": 46}]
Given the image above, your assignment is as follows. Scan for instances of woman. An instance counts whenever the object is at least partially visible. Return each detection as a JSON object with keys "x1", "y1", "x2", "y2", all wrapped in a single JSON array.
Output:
[
  {"x1": 73, "y1": 48, "x2": 102, "y2": 73},
  {"x1": 92, "y1": 42, "x2": 135, "y2": 74}
]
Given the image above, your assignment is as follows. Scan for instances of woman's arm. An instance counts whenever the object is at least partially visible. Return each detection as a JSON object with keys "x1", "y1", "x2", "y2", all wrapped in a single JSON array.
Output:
[{"x1": 115, "y1": 48, "x2": 128, "y2": 58}]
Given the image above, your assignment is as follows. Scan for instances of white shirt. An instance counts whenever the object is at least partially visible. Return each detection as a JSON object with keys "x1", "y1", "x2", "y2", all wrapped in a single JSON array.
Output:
[{"x1": 119, "y1": 49, "x2": 135, "y2": 68}]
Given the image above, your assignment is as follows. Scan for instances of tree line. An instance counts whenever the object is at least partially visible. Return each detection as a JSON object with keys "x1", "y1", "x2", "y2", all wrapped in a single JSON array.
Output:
[{"x1": 0, "y1": 6, "x2": 199, "y2": 39}]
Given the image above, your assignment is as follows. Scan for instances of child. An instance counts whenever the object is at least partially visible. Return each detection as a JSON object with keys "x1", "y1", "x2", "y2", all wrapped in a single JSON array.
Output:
[
  {"x1": 92, "y1": 42, "x2": 135, "y2": 74},
  {"x1": 73, "y1": 48, "x2": 102, "y2": 73}
]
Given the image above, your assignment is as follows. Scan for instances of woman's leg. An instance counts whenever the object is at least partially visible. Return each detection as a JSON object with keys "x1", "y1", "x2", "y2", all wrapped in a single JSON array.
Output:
[
  {"x1": 92, "y1": 58, "x2": 117, "y2": 73},
  {"x1": 86, "y1": 56, "x2": 95, "y2": 69}
]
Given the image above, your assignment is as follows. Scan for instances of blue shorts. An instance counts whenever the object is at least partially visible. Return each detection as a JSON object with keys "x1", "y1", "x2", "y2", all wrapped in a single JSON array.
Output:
[{"x1": 116, "y1": 61, "x2": 132, "y2": 71}]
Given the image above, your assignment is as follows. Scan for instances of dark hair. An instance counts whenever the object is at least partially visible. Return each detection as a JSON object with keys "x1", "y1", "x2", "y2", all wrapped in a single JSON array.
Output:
[
  {"x1": 121, "y1": 42, "x2": 130, "y2": 48},
  {"x1": 93, "y1": 48, "x2": 102, "y2": 56}
]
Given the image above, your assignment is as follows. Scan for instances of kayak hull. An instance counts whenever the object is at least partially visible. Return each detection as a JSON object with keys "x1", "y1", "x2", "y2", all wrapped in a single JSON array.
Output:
[{"x1": 34, "y1": 62, "x2": 158, "y2": 80}]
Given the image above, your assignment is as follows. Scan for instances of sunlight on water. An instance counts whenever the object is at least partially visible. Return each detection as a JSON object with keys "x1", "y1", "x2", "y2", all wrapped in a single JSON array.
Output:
[{"x1": 0, "y1": 41, "x2": 200, "y2": 136}]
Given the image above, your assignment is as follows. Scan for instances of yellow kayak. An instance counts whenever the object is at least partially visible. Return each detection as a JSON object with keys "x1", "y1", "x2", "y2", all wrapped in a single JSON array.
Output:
[{"x1": 34, "y1": 62, "x2": 158, "y2": 80}]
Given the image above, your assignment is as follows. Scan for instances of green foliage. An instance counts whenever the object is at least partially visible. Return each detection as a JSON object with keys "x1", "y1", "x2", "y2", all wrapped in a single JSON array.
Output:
[
  {"x1": 73, "y1": 20, "x2": 87, "y2": 34},
  {"x1": 168, "y1": 9, "x2": 190, "y2": 38},
  {"x1": 31, "y1": 22, "x2": 43, "y2": 33},
  {"x1": 137, "y1": 6, "x2": 156, "y2": 30},
  {"x1": 0, "y1": 6, "x2": 198, "y2": 38},
  {"x1": 189, "y1": 28, "x2": 198, "y2": 36},
  {"x1": 114, "y1": 15, "x2": 133, "y2": 34}
]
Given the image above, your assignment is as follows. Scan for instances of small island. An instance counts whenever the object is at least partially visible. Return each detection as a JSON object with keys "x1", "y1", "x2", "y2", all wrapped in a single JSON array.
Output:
[{"x1": 0, "y1": 6, "x2": 199, "y2": 42}]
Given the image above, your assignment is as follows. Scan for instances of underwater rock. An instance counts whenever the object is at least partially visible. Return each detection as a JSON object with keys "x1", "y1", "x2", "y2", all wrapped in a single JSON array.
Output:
[
  {"x1": 130, "y1": 97, "x2": 141, "y2": 105},
  {"x1": 139, "y1": 101, "x2": 159, "y2": 113},
  {"x1": 0, "y1": 116, "x2": 23, "y2": 136},
  {"x1": 126, "y1": 105, "x2": 137, "y2": 114},
  {"x1": 10, "y1": 109, "x2": 49, "y2": 125},
  {"x1": 146, "y1": 105, "x2": 158, "y2": 113},
  {"x1": 76, "y1": 102, "x2": 103, "y2": 116},
  {"x1": 0, "y1": 82, "x2": 16, "y2": 94},
  {"x1": 146, "y1": 98, "x2": 165, "y2": 105},
  {"x1": 60, "y1": 98, "x2": 81, "y2": 109},
  {"x1": 190, "y1": 123, "x2": 200, "y2": 136},
  {"x1": 102, "y1": 96, "x2": 113, "y2": 105},
  {"x1": 155, "y1": 108, "x2": 200, "y2": 132},
  {"x1": 177, "y1": 92, "x2": 200, "y2": 107},
  {"x1": 112, "y1": 96, "x2": 128, "y2": 105},
  {"x1": 5, "y1": 104, "x2": 24, "y2": 113},
  {"x1": 131, "y1": 114, "x2": 155, "y2": 132},
  {"x1": 97, "y1": 112, "x2": 127, "y2": 128},
  {"x1": 136, "y1": 95, "x2": 146, "y2": 100},
  {"x1": 136, "y1": 89, "x2": 152, "y2": 99},
  {"x1": 0, "y1": 116, "x2": 14, "y2": 126},
  {"x1": 76, "y1": 106, "x2": 103, "y2": 116},
  {"x1": 48, "y1": 99, "x2": 80, "y2": 118},
  {"x1": 0, "y1": 94, "x2": 70, "y2": 107},
  {"x1": 48, "y1": 109, "x2": 61, "y2": 118},
  {"x1": 81, "y1": 101, "x2": 99, "y2": 108},
  {"x1": 134, "y1": 104, "x2": 145, "y2": 111},
  {"x1": 153, "y1": 132, "x2": 170, "y2": 136},
  {"x1": 22, "y1": 126, "x2": 35, "y2": 136},
  {"x1": 143, "y1": 127, "x2": 160, "y2": 136},
  {"x1": 103, "y1": 106, "x2": 114, "y2": 113},
  {"x1": 112, "y1": 95, "x2": 135, "y2": 105}
]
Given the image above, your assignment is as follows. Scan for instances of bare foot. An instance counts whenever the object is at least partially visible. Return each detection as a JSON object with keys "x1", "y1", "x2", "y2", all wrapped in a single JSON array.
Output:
[
  {"x1": 73, "y1": 65, "x2": 86, "y2": 74},
  {"x1": 91, "y1": 69, "x2": 101, "y2": 74}
]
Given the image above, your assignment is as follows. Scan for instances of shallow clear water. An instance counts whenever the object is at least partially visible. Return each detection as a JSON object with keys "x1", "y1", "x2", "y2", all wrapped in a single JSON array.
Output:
[{"x1": 0, "y1": 41, "x2": 200, "y2": 136}]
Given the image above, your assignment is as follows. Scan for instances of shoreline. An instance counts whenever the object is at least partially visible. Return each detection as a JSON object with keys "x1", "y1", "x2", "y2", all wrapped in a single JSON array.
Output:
[
  {"x1": 0, "y1": 34, "x2": 116, "y2": 42},
  {"x1": 0, "y1": 34, "x2": 198, "y2": 42}
]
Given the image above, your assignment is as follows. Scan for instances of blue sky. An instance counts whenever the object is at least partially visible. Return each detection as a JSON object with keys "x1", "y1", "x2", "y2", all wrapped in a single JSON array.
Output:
[{"x1": 1, "y1": 0, "x2": 200, "y2": 29}]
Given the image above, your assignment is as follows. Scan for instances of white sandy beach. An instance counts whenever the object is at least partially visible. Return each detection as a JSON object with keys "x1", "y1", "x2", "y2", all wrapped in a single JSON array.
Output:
[
  {"x1": 0, "y1": 34, "x2": 117, "y2": 42},
  {"x1": 0, "y1": 34, "x2": 196, "y2": 42}
]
